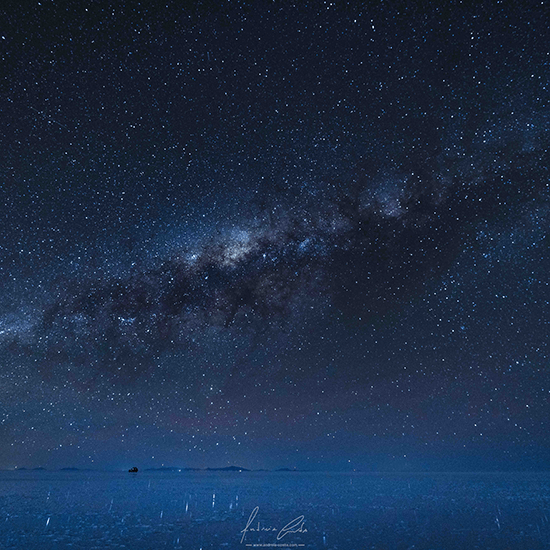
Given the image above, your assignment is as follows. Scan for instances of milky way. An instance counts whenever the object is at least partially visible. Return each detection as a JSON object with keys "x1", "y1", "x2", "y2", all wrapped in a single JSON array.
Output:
[{"x1": 1, "y1": 1, "x2": 549, "y2": 471}]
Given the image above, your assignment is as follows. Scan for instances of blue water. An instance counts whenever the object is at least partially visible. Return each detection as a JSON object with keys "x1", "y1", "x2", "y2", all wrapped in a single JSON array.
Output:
[{"x1": 1, "y1": 471, "x2": 549, "y2": 549}]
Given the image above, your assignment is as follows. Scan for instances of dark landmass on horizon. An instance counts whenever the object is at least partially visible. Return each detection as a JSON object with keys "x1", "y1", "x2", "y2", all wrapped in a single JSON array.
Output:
[
  {"x1": 11, "y1": 465, "x2": 302, "y2": 472},
  {"x1": 6, "y1": 465, "x2": 550, "y2": 474}
]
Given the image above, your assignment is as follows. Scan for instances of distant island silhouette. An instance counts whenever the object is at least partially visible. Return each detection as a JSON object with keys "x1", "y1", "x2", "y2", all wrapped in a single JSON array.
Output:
[
  {"x1": 15, "y1": 467, "x2": 91, "y2": 471},
  {"x1": 11, "y1": 465, "x2": 306, "y2": 472},
  {"x1": 142, "y1": 465, "x2": 304, "y2": 472},
  {"x1": 145, "y1": 465, "x2": 251, "y2": 472}
]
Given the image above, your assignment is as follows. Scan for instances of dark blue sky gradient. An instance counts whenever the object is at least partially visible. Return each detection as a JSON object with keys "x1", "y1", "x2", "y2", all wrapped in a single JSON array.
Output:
[{"x1": 0, "y1": 0, "x2": 549, "y2": 471}]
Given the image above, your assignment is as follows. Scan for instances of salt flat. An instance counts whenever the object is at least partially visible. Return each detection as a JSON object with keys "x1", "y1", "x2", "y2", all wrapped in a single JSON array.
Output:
[{"x1": 0, "y1": 470, "x2": 549, "y2": 549}]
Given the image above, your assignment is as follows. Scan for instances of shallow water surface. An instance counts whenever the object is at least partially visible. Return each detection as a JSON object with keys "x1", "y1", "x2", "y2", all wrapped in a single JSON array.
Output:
[{"x1": 0, "y1": 471, "x2": 549, "y2": 549}]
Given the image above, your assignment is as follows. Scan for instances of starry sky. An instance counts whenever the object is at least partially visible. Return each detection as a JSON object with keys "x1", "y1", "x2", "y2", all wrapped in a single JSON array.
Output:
[{"x1": 0, "y1": 0, "x2": 549, "y2": 472}]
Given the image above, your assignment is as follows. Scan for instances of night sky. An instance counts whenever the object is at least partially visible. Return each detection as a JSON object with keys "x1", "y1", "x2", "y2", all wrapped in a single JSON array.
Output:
[{"x1": 1, "y1": 0, "x2": 549, "y2": 472}]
